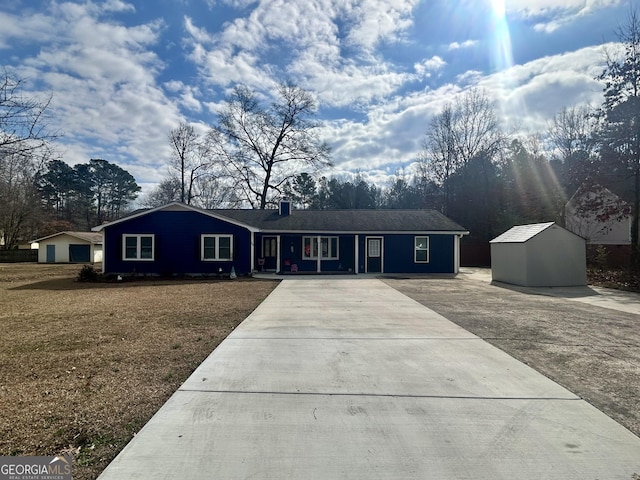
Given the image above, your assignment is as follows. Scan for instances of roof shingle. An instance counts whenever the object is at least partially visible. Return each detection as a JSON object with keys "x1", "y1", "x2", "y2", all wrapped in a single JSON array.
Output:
[{"x1": 216, "y1": 209, "x2": 467, "y2": 233}]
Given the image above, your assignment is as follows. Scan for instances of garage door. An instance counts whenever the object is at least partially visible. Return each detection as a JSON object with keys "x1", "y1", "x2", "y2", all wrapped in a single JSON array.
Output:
[{"x1": 69, "y1": 244, "x2": 90, "y2": 262}]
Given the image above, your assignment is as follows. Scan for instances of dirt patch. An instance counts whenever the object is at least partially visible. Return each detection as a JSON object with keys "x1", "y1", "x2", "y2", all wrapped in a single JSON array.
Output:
[
  {"x1": 0, "y1": 263, "x2": 279, "y2": 480},
  {"x1": 384, "y1": 276, "x2": 640, "y2": 439},
  {"x1": 589, "y1": 268, "x2": 640, "y2": 292}
]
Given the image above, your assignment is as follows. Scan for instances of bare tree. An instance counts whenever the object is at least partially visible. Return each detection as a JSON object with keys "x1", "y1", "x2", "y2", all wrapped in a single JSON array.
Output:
[
  {"x1": 0, "y1": 70, "x2": 56, "y2": 248},
  {"x1": 0, "y1": 152, "x2": 41, "y2": 248},
  {"x1": 142, "y1": 178, "x2": 181, "y2": 208},
  {"x1": 419, "y1": 88, "x2": 506, "y2": 214},
  {"x1": 207, "y1": 82, "x2": 331, "y2": 209},
  {"x1": 0, "y1": 70, "x2": 55, "y2": 162},
  {"x1": 548, "y1": 105, "x2": 595, "y2": 162},
  {"x1": 169, "y1": 122, "x2": 200, "y2": 204}
]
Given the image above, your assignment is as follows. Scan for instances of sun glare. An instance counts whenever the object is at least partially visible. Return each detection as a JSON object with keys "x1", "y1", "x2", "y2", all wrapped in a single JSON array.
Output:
[
  {"x1": 492, "y1": 0, "x2": 506, "y2": 19},
  {"x1": 490, "y1": 0, "x2": 513, "y2": 74}
]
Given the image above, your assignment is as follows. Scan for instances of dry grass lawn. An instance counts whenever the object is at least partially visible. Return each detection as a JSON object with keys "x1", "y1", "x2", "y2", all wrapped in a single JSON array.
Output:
[
  {"x1": 0, "y1": 263, "x2": 278, "y2": 480},
  {"x1": 386, "y1": 276, "x2": 640, "y2": 440}
]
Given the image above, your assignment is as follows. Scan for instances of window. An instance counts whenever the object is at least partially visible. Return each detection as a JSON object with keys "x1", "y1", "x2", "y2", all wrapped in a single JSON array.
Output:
[
  {"x1": 202, "y1": 235, "x2": 233, "y2": 261},
  {"x1": 368, "y1": 238, "x2": 381, "y2": 258},
  {"x1": 263, "y1": 237, "x2": 277, "y2": 257},
  {"x1": 302, "y1": 236, "x2": 339, "y2": 260},
  {"x1": 414, "y1": 236, "x2": 429, "y2": 263},
  {"x1": 123, "y1": 235, "x2": 154, "y2": 261}
]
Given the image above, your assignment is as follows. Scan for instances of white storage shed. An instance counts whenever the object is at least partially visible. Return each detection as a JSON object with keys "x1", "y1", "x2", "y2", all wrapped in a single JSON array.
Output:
[
  {"x1": 490, "y1": 222, "x2": 586, "y2": 287},
  {"x1": 34, "y1": 231, "x2": 103, "y2": 264}
]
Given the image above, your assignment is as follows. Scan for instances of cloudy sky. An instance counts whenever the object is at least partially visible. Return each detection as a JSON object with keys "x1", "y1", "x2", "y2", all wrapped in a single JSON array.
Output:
[{"x1": 0, "y1": 0, "x2": 631, "y2": 197}]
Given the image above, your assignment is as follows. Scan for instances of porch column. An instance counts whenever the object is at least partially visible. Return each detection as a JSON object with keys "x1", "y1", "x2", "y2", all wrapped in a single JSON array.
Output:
[
  {"x1": 276, "y1": 236, "x2": 281, "y2": 273},
  {"x1": 250, "y1": 231, "x2": 255, "y2": 273},
  {"x1": 316, "y1": 236, "x2": 321, "y2": 273},
  {"x1": 454, "y1": 234, "x2": 461, "y2": 274},
  {"x1": 354, "y1": 235, "x2": 359, "y2": 274}
]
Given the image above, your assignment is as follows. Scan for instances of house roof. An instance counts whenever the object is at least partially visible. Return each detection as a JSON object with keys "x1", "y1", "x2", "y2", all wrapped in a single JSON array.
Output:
[
  {"x1": 217, "y1": 208, "x2": 468, "y2": 233},
  {"x1": 490, "y1": 222, "x2": 556, "y2": 243},
  {"x1": 92, "y1": 202, "x2": 468, "y2": 234},
  {"x1": 565, "y1": 182, "x2": 629, "y2": 209},
  {"x1": 32, "y1": 231, "x2": 103, "y2": 244},
  {"x1": 92, "y1": 203, "x2": 261, "y2": 233}
]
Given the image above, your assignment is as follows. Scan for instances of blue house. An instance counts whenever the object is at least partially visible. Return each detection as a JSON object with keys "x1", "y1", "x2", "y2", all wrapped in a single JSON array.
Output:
[{"x1": 92, "y1": 201, "x2": 468, "y2": 276}]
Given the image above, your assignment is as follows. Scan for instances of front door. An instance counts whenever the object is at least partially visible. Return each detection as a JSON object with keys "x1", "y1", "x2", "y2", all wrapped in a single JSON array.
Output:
[
  {"x1": 262, "y1": 236, "x2": 278, "y2": 271},
  {"x1": 366, "y1": 237, "x2": 383, "y2": 273},
  {"x1": 46, "y1": 245, "x2": 55, "y2": 263}
]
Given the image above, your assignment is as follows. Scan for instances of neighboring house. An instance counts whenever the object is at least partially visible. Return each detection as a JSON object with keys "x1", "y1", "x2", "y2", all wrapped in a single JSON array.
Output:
[
  {"x1": 33, "y1": 231, "x2": 103, "y2": 264},
  {"x1": 91, "y1": 201, "x2": 468, "y2": 276},
  {"x1": 564, "y1": 183, "x2": 631, "y2": 245},
  {"x1": 490, "y1": 222, "x2": 586, "y2": 287}
]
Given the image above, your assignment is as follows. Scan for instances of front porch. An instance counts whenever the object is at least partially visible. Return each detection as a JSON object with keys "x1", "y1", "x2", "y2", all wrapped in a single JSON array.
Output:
[{"x1": 254, "y1": 233, "x2": 385, "y2": 275}]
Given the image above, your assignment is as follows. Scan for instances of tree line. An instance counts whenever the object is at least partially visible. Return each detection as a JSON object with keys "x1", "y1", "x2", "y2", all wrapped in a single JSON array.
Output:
[
  {"x1": 3, "y1": 8, "x2": 639, "y2": 269},
  {"x1": 142, "y1": 8, "x2": 640, "y2": 267}
]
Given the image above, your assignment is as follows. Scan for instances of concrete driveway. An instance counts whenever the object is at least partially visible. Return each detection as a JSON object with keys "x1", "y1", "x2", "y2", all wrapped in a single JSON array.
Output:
[{"x1": 98, "y1": 278, "x2": 640, "y2": 479}]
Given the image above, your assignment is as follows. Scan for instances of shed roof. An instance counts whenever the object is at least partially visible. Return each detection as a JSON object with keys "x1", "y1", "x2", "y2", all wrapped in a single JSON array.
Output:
[
  {"x1": 490, "y1": 222, "x2": 556, "y2": 243},
  {"x1": 33, "y1": 231, "x2": 103, "y2": 244}
]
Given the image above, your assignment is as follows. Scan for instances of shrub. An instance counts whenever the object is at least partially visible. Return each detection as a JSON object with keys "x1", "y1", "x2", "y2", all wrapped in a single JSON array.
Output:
[{"x1": 77, "y1": 265, "x2": 99, "y2": 282}]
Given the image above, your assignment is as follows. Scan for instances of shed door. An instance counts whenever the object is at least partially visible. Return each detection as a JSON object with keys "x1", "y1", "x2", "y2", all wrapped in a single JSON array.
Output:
[
  {"x1": 69, "y1": 244, "x2": 90, "y2": 262},
  {"x1": 46, "y1": 245, "x2": 56, "y2": 263},
  {"x1": 366, "y1": 237, "x2": 383, "y2": 273}
]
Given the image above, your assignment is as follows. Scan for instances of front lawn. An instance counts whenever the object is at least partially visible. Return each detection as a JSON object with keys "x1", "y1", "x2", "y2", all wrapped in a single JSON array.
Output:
[{"x1": 0, "y1": 263, "x2": 278, "y2": 480}]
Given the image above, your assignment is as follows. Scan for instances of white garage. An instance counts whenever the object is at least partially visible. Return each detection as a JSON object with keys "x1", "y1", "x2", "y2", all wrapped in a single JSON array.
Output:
[
  {"x1": 34, "y1": 231, "x2": 103, "y2": 264},
  {"x1": 490, "y1": 222, "x2": 586, "y2": 287}
]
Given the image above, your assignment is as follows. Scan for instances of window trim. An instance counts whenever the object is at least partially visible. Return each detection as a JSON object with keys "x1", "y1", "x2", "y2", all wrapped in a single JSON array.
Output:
[
  {"x1": 302, "y1": 236, "x2": 339, "y2": 260},
  {"x1": 122, "y1": 234, "x2": 155, "y2": 261},
  {"x1": 201, "y1": 234, "x2": 234, "y2": 261},
  {"x1": 414, "y1": 236, "x2": 430, "y2": 263}
]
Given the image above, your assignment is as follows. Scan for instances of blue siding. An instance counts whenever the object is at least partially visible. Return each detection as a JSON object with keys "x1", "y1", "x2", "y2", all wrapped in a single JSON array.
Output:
[
  {"x1": 383, "y1": 234, "x2": 454, "y2": 273},
  {"x1": 102, "y1": 209, "x2": 458, "y2": 275},
  {"x1": 358, "y1": 234, "x2": 455, "y2": 274},
  {"x1": 103, "y1": 210, "x2": 252, "y2": 275}
]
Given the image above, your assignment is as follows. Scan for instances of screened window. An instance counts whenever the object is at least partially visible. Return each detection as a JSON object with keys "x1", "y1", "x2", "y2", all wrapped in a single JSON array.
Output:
[
  {"x1": 123, "y1": 235, "x2": 154, "y2": 261},
  {"x1": 414, "y1": 236, "x2": 429, "y2": 263},
  {"x1": 202, "y1": 235, "x2": 233, "y2": 261},
  {"x1": 302, "y1": 236, "x2": 339, "y2": 260}
]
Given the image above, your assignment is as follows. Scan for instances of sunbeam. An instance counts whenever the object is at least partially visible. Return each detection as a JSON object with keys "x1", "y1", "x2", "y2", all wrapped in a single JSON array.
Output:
[{"x1": 490, "y1": 0, "x2": 513, "y2": 73}]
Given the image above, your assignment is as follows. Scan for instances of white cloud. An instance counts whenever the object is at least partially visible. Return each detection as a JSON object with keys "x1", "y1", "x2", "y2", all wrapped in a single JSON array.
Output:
[
  {"x1": 506, "y1": 0, "x2": 620, "y2": 17},
  {"x1": 321, "y1": 44, "x2": 610, "y2": 184},
  {"x1": 475, "y1": 44, "x2": 608, "y2": 132},
  {"x1": 448, "y1": 40, "x2": 478, "y2": 51},
  {"x1": 414, "y1": 56, "x2": 446, "y2": 78},
  {"x1": 504, "y1": 0, "x2": 623, "y2": 33},
  {"x1": 340, "y1": 0, "x2": 420, "y2": 51},
  {"x1": 0, "y1": 0, "x2": 626, "y2": 197},
  {"x1": 0, "y1": 2, "x2": 185, "y2": 193},
  {"x1": 185, "y1": 0, "x2": 421, "y2": 98}
]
